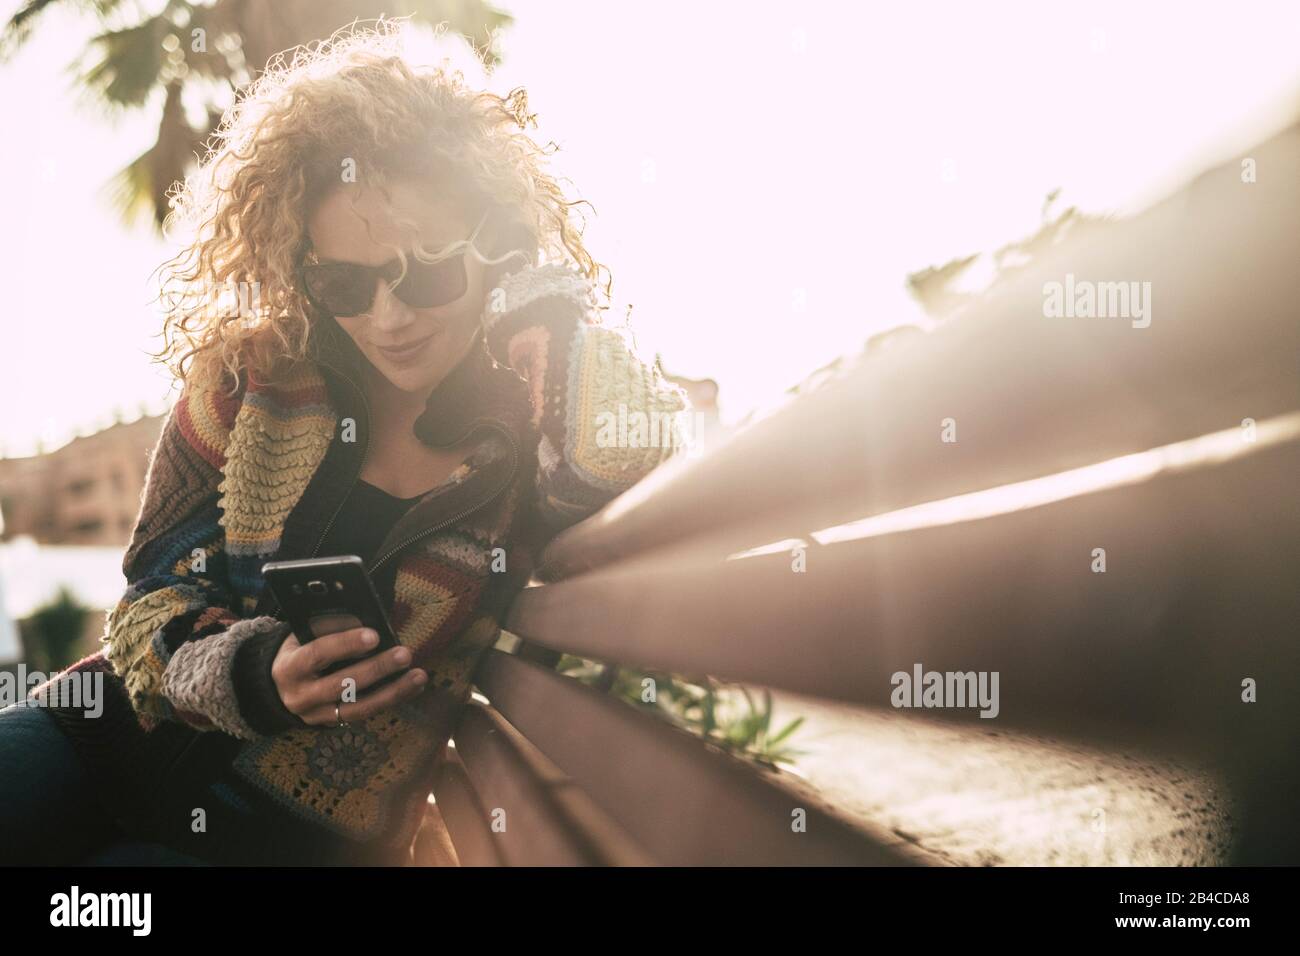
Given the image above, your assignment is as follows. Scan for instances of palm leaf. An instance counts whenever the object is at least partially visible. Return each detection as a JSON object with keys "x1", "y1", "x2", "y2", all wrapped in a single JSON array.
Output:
[
  {"x1": 1, "y1": 0, "x2": 127, "y2": 61},
  {"x1": 104, "y1": 146, "x2": 156, "y2": 228},
  {"x1": 105, "y1": 80, "x2": 205, "y2": 229},
  {"x1": 77, "y1": 17, "x2": 168, "y2": 107}
]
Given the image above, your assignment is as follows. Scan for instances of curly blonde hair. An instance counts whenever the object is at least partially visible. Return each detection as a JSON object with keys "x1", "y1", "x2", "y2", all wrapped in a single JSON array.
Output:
[{"x1": 154, "y1": 19, "x2": 608, "y2": 395}]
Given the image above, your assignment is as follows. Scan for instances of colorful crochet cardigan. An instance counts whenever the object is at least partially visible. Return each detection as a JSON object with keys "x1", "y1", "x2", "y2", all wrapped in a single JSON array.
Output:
[{"x1": 38, "y1": 262, "x2": 689, "y2": 864}]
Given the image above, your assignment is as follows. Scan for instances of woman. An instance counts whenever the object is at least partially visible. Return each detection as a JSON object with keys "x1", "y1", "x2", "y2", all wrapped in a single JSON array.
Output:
[{"x1": 0, "y1": 23, "x2": 688, "y2": 865}]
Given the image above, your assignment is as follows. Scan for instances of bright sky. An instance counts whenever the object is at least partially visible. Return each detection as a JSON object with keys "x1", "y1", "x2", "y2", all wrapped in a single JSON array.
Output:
[{"x1": 1, "y1": 0, "x2": 1298, "y2": 456}]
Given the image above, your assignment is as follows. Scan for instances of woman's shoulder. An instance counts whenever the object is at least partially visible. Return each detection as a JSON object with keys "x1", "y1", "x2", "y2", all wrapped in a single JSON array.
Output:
[
  {"x1": 169, "y1": 355, "x2": 248, "y2": 471},
  {"x1": 171, "y1": 334, "x2": 332, "y2": 469}
]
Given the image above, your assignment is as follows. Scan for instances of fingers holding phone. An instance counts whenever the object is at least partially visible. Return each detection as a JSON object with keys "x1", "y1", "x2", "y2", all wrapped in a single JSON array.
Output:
[
  {"x1": 261, "y1": 556, "x2": 420, "y2": 726},
  {"x1": 271, "y1": 627, "x2": 428, "y2": 727}
]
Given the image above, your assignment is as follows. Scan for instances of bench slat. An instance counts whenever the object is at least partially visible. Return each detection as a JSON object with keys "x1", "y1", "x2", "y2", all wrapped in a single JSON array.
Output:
[
  {"x1": 453, "y1": 703, "x2": 652, "y2": 865},
  {"x1": 510, "y1": 436, "x2": 1300, "y2": 740},
  {"x1": 475, "y1": 650, "x2": 928, "y2": 866},
  {"x1": 431, "y1": 752, "x2": 505, "y2": 866}
]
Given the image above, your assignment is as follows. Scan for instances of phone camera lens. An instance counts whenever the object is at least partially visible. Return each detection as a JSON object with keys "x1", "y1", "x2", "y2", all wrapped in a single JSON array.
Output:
[{"x1": 307, "y1": 580, "x2": 328, "y2": 596}]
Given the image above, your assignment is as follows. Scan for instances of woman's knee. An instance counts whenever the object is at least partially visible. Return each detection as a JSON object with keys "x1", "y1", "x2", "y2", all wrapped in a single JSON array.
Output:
[{"x1": 0, "y1": 703, "x2": 114, "y2": 864}]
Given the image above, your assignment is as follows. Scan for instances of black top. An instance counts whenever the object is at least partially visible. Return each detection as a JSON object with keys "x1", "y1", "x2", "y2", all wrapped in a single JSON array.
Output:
[{"x1": 314, "y1": 480, "x2": 429, "y2": 568}]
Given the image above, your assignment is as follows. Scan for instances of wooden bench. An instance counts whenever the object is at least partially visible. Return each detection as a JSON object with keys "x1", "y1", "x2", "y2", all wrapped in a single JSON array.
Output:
[{"x1": 424, "y1": 123, "x2": 1300, "y2": 866}]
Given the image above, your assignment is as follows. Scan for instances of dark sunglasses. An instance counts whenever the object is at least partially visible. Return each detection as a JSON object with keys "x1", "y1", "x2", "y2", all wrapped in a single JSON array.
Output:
[
  {"x1": 300, "y1": 251, "x2": 468, "y2": 318},
  {"x1": 300, "y1": 211, "x2": 490, "y2": 318}
]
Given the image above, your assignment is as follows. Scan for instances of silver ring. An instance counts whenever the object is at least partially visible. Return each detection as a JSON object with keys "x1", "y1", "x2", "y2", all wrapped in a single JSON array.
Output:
[{"x1": 335, "y1": 702, "x2": 349, "y2": 728}]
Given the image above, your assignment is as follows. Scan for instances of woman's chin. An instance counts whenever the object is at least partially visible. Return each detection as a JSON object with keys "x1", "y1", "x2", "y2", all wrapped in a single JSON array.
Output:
[
  {"x1": 381, "y1": 364, "x2": 445, "y2": 395},
  {"x1": 365, "y1": 323, "x2": 477, "y2": 394}
]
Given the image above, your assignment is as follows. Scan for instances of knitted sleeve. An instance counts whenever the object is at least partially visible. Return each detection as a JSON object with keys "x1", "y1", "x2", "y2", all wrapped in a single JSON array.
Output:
[
  {"x1": 482, "y1": 262, "x2": 692, "y2": 530},
  {"x1": 103, "y1": 371, "x2": 299, "y2": 739}
]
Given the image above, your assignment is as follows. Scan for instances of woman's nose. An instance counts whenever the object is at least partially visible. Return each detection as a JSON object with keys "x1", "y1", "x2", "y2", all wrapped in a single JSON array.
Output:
[{"x1": 367, "y1": 279, "x2": 416, "y2": 331}]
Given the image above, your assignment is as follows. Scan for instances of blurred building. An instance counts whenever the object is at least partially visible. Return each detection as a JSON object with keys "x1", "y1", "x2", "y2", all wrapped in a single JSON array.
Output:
[
  {"x1": 0, "y1": 413, "x2": 163, "y2": 547},
  {"x1": 660, "y1": 366, "x2": 727, "y2": 450},
  {"x1": 662, "y1": 371, "x2": 719, "y2": 419},
  {"x1": 0, "y1": 414, "x2": 163, "y2": 666}
]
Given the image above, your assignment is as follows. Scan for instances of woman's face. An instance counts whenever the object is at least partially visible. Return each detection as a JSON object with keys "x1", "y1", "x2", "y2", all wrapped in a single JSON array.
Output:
[{"x1": 305, "y1": 178, "x2": 491, "y2": 396}]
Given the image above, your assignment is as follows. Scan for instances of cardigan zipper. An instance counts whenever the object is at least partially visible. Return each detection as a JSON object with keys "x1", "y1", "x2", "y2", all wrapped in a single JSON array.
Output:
[{"x1": 366, "y1": 424, "x2": 519, "y2": 576}]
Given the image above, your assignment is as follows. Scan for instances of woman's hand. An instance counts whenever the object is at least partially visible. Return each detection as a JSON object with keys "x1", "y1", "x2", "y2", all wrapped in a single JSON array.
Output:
[{"x1": 270, "y1": 627, "x2": 427, "y2": 727}]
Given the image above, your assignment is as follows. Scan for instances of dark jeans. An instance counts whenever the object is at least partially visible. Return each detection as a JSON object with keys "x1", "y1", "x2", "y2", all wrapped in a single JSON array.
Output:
[{"x1": 0, "y1": 702, "x2": 210, "y2": 866}]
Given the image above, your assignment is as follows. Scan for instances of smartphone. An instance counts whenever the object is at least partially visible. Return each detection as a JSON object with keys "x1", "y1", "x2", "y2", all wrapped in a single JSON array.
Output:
[{"x1": 262, "y1": 556, "x2": 400, "y2": 674}]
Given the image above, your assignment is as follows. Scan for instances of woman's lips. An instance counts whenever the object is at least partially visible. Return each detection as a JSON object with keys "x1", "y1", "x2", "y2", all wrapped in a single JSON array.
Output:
[{"x1": 375, "y1": 329, "x2": 440, "y2": 363}]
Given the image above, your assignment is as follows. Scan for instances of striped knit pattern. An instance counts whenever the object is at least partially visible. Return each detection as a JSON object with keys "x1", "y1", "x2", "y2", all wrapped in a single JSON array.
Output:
[{"x1": 219, "y1": 364, "x2": 336, "y2": 597}]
